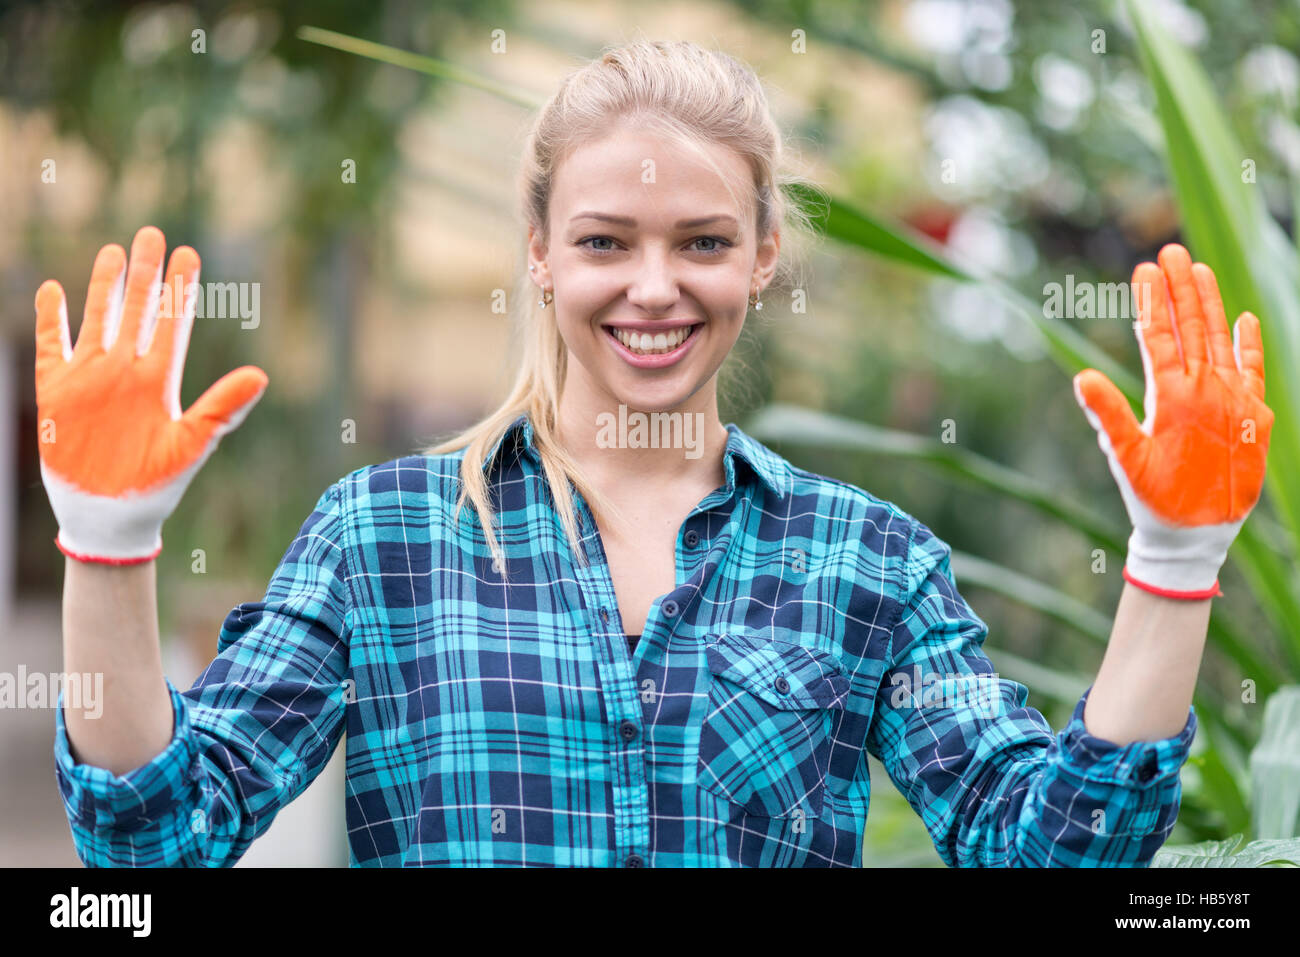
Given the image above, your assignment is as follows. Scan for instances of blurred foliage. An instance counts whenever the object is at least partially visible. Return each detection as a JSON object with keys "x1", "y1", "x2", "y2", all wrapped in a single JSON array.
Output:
[{"x1": 4, "y1": 0, "x2": 512, "y2": 607}]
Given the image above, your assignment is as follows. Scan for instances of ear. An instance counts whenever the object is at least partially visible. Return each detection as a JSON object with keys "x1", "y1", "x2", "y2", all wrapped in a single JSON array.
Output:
[
  {"x1": 526, "y1": 225, "x2": 550, "y2": 284},
  {"x1": 753, "y1": 225, "x2": 780, "y2": 288}
]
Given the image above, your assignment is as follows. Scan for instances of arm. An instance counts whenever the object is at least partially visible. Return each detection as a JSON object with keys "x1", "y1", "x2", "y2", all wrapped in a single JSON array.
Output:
[
  {"x1": 1073, "y1": 243, "x2": 1273, "y2": 745},
  {"x1": 1084, "y1": 585, "x2": 1210, "y2": 745},
  {"x1": 62, "y1": 558, "x2": 173, "y2": 775},
  {"x1": 867, "y1": 244, "x2": 1273, "y2": 866},
  {"x1": 35, "y1": 225, "x2": 350, "y2": 867},
  {"x1": 38, "y1": 225, "x2": 268, "y2": 778},
  {"x1": 867, "y1": 518, "x2": 1196, "y2": 868},
  {"x1": 54, "y1": 483, "x2": 353, "y2": 867}
]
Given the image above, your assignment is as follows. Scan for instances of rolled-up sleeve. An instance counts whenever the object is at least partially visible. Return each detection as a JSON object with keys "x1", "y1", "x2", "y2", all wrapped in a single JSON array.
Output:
[
  {"x1": 866, "y1": 517, "x2": 1196, "y2": 867},
  {"x1": 53, "y1": 481, "x2": 353, "y2": 867}
]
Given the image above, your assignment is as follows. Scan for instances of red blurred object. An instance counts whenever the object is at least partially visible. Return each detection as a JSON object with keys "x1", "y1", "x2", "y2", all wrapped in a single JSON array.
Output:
[{"x1": 902, "y1": 204, "x2": 959, "y2": 245}]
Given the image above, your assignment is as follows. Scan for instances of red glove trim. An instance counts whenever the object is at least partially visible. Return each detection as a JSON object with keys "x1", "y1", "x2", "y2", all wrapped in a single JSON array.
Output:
[
  {"x1": 1122, "y1": 564, "x2": 1222, "y2": 600},
  {"x1": 55, "y1": 536, "x2": 161, "y2": 566}
]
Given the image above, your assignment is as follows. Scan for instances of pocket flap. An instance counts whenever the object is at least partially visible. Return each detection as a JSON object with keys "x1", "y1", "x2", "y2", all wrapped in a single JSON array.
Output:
[{"x1": 705, "y1": 633, "x2": 849, "y2": 710}]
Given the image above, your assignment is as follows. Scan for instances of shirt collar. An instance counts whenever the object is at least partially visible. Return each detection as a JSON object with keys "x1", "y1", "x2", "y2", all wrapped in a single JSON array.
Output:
[{"x1": 481, "y1": 411, "x2": 793, "y2": 500}]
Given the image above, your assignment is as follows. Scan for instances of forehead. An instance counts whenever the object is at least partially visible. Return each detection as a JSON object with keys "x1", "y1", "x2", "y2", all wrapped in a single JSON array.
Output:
[{"x1": 551, "y1": 129, "x2": 751, "y2": 221}]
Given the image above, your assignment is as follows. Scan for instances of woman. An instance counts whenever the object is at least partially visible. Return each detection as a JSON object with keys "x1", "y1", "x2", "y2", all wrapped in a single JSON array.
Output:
[{"x1": 38, "y1": 39, "x2": 1272, "y2": 867}]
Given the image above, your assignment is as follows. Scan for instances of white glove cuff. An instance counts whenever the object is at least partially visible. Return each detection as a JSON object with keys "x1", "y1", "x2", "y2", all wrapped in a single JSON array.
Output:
[
  {"x1": 1124, "y1": 518, "x2": 1239, "y2": 599},
  {"x1": 41, "y1": 458, "x2": 197, "y2": 564}
]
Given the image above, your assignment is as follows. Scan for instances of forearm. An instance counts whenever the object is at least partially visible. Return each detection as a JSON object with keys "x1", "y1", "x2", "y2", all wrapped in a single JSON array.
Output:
[
  {"x1": 1083, "y1": 581, "x2": 1211, "y2": 745},
  {"x1": 62, "y1": 556, "x2": 175, "y2": 775}
]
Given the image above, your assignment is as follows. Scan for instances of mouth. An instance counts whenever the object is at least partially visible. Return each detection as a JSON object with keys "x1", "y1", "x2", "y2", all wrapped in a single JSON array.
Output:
[{"x1": 604, "y1": 323, "x2": 702, "y2": 360}]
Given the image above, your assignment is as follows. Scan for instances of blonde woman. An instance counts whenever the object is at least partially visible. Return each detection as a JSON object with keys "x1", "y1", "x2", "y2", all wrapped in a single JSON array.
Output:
[{"x1": 40, "y1": 39, "x2": 1272, "y2": 867}]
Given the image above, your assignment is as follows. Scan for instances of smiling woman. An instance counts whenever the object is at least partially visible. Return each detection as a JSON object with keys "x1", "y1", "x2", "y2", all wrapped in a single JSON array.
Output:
[
  {"x1": 425, "y1": 42, "x2": 820, "y2": 570},
  {"x1": 46, "y1": 36, "x2": 1272, "y2": 869}
]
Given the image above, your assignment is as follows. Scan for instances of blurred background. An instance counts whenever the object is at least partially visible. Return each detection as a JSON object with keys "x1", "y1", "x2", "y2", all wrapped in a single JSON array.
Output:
[{"x1": 3, "y1": 0, "x2": 1298, "y2": 867}]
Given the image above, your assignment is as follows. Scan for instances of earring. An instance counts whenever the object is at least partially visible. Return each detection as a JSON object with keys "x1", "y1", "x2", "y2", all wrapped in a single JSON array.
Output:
[
  {"x1": 529, "y1": 265, "x2": 552, "y2": 307},
  {"x1": 749, "y1": 287, "x2": 763, "y2": 311}
]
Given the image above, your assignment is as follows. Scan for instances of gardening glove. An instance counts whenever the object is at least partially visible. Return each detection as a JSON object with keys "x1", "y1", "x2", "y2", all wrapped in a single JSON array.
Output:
[
  {"x1": 35, "y1": 225, "x2": 268, "y2": 564},
  {"x1": 1072, "y1": 243, "x2": 1273, "y2": 600}
]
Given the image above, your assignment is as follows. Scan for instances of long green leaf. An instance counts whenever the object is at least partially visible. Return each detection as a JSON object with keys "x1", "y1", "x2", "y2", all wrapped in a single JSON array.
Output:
[
  {"x1": 1185, "y1": 746, "x2": 1252, "y2": 839},
  {"x1": 950, "y1": 549, "x2": 1249, "y2": 756},
  {"x1": 297, "y1": 26, "x2": 543, "y2": 108},
  {"x1": 1126, "y1": 0, "x2": 1300, "y2": 673},
  {"x1": 746, "y1": 403, "x2": 1129, "y2": 550},
  {"x1": 1249, "y1": 686, "x2": 1300, "y2": 839},
  {"x1": 950, "y1": 549, "x2": 1113, "y2": 644},
  {"x1": 785, "y1": 183, "x2": 1143, "y2": 398},
  {"x1": 976, "y1": 643, "x2": 1091, "y2": 706}
]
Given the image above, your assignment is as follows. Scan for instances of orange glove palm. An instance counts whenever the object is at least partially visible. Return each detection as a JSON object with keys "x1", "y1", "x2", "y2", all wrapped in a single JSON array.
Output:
[
  {"x1": 1073, "y1": 243, "x2": 1273, "y2": 599},
  {"x1": 36, "y1": 226, "x2": 269, "y2": 563}
]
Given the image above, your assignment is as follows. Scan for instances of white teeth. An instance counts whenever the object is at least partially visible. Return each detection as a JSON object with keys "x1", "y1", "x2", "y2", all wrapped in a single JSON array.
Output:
[{"x1": 612, "y1": 325, "x2": 695, "y2": 355}]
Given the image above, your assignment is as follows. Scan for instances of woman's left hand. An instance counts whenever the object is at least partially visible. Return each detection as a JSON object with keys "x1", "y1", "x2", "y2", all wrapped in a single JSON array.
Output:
[{"x1": 1071, "y1": 243, "x2": 1273, "y2": 600}]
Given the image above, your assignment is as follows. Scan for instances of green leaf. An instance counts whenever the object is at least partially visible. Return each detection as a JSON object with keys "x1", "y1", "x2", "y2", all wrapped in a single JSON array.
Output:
[
  {"x1": 975, "y1": 643, "x2": 1091, "y2": 707},
  {"x1": 785, "y1": 181, "x2": 969, "y2": 281},
  {"x1": 1249, "y1": 686, "x2": 1300, "y2": 839},
  {"x1": 297, "y1": 26, "x2": 543, "y2": 109},
  {"x1": 745, "y1": 403, "x2": 1128, "y2": 550},
  {"x1": 950, "y1": 549, "x2": 1113, "y2": 645},
  {"x1": 1126, "y1": 0, "x2": 1300, "y2": 671},
  {"x1": 1153, "y1": 833, "x2": 1300, "y2": 867},
  {"x1": 784, "y1": 184, "x2": 1143, "y2": 398},
  {"x1": 1185, "y1": 746, "x2": 1252, "y2": 839}
]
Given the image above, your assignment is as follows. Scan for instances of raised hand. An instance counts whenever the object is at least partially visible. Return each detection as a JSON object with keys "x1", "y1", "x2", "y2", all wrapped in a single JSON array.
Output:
[
  {"x1": 35, "y1": 225, "x2": 268, "y2": 564},
  {"x1": 1072, "y1": 243, "x2": 1273, "y2": 599}
]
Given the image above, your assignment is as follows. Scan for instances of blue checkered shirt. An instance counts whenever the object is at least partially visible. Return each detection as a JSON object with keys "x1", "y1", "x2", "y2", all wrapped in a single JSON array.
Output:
[{"x1": 54, "y1": 413, "x2": 1196, "y2": 866}]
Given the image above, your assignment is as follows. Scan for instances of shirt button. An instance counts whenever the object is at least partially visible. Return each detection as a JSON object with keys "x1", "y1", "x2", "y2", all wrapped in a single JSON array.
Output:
[
  {"x1": 619, "y1": 719, "x2": 639, "y2": 742},
  {"x1": 662, "y1": 600, "x2": 679, "y2": 618},
  {"x1": 624, "y1": 853, "x2": 644, "y2": 867},
  {"x1": 774, "y1": 676, "x2": 790, "y2": 695},
  {"x1": 599, "y1": 607, "x2": 609, "y2": 625},
  {"x1": 1134, "y1": 754, "x2": 1158, "y2": 783},
  {"x1": 684, "y1": 529, "x2": 699, "y2": 548}
]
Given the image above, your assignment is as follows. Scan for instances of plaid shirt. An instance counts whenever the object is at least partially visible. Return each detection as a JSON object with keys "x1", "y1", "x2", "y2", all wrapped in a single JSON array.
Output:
[{"x1": 54, "y1": 412, "x2": 1196, "y2": 867}]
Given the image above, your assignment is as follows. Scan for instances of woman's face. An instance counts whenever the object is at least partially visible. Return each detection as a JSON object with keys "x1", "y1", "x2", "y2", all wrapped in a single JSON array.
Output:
[{"x1": 530, "y1": 127, "x2": 779, "y2": 417}]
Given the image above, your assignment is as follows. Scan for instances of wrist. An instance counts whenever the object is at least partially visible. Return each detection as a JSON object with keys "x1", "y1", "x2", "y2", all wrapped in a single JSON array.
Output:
[{"x1": 56, "y1": 533, "x2": 161, "y2": 566}]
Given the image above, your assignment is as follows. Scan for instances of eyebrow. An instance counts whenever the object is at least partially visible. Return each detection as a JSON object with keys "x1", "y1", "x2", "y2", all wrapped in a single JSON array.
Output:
[{"x1": 569, "y1": 212, "x2": 740, "y2": 229}]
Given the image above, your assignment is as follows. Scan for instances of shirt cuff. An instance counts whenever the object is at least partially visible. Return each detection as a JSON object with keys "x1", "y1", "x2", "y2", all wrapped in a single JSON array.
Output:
[
  {"x1": 1051, "y1": 684, "x2": 1197, "y2": 788},
  {"x1": 54, "y1": 675, "x2": 201, "y2": 833}
]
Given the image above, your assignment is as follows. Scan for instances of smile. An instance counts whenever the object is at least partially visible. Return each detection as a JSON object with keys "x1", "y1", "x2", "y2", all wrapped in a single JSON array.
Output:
[{"x1": 605, "y1": 323, "x2": 701, "y2": 356}]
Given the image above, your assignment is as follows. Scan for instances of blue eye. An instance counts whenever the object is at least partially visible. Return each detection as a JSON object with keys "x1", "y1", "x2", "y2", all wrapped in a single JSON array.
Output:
[
  {"x1": 579, "y1": 236, "x2": 617, "y2": 253},
  {"x1": 691, "y1": 236, "x2": 733, "y2": 255},
  {"x1": 576, "y1": 235, "x2": 734, "y2": 256}
]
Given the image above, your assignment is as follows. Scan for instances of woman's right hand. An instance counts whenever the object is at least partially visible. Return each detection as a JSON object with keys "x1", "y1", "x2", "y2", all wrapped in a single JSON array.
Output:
[{"x1": 35, "y1": 225, "x2": 269, "y2": 564}]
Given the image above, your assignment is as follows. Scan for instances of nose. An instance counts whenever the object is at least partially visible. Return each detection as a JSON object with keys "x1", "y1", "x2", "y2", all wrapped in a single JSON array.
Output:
[{"x1": 624, "y1": 248, "x2": 680, "y2": 313}]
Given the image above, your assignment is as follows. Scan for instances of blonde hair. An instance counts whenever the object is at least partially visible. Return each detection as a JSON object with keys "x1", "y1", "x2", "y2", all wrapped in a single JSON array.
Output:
[{"x1": 422, "y1": 37, "x2": 823, "y2": 578}]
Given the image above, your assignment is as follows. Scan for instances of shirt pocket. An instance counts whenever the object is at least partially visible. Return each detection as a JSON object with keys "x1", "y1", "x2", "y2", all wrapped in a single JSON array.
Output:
[{"x1": 696, "y1": 632, "x2": 850, "y2": 820}]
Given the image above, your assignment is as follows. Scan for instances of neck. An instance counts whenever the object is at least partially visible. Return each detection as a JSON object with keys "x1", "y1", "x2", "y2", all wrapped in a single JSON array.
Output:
[{"x1": 555, "y1": 385, "x2": 729, "y2": 500}]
